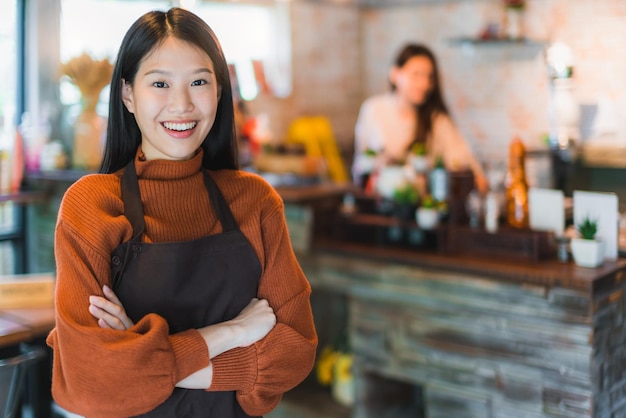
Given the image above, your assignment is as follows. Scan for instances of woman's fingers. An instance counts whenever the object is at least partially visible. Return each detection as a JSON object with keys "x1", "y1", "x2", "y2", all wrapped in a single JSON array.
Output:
[
  {"x1": 102, "y1": 285, "x2": 123, "y2": 305},
  {"x1": 88, "y1": 286, "x2": 135, "y2": 330},
  {"x1": 88, "y1": 301, "x2": 127, "y2": 330}
]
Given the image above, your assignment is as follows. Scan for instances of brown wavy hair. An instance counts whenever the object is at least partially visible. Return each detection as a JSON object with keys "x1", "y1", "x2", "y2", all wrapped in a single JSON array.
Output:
[{"x1": 390, "y1": 44, "x2": 449, "y2": 150}]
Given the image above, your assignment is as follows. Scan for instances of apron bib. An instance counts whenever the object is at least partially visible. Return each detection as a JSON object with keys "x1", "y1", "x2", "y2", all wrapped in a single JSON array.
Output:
[{"x1": 111, "y1": 161, "x2": 262, "y2": 417}]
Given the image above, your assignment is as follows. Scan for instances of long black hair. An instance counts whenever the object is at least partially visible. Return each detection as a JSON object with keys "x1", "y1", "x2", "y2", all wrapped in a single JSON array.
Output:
[
  {"x1": 391, "y1": 44, "x2": 449, "y2": 149},
  {"x1": 100, "y1": 7, "x2": 238, "y2": 173}
]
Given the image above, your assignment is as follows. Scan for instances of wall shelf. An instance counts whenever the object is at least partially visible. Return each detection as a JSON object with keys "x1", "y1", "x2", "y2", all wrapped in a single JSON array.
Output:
[
  {"x1": 447, "y1": 37, "x2": 548, "y2": 48},
  {"x1": 0, "y1": 191, "x2": 46, "y2": 205},
  {"x1": 25, "y1": 169, "x2": 91, "y2": 184}
]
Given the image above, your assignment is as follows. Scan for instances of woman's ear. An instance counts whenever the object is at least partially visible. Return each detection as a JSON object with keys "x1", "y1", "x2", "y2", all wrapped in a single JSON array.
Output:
[
  {"x1": 217, "y1": 85, "x2": 222, "y2": 101},
  {"x1": 121, "y1": 79, "x2": 135, "y2": 114}
]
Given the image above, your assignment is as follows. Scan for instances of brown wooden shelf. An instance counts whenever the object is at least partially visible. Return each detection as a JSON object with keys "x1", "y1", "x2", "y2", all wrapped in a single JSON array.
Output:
[
  {"x1": 0, "y1": 190, "x2": 46, "y2": 204},
  {"x1": 24, "y1": 169, "x2": 91, "y2": 183}
]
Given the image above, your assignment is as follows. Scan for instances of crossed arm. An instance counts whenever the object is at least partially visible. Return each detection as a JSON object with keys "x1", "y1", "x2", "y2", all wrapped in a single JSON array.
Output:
[{"x1": 89, "y1": 284, "x2": 276, "y2": 389}]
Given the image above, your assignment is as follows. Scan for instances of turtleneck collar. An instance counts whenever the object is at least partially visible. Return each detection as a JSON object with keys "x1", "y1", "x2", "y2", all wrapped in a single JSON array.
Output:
[{"x1": 134, "y1": 147, "x2": 204, "y2": 180}]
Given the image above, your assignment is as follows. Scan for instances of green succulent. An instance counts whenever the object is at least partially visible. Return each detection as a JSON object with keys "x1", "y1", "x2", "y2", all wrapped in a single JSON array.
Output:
[
  {"x1": 576, "y1": 216, "x2": 598, "y2": 240},
  {"x1": 411, "y1": 143, "x2": 426, "y2": 156},
  {"x1": 421, "y1": 194, "x2": 436, "y2": 209},
  {"x1": 363, "y1": 148, "x2": 377, "y2": 157},
  {"x1": 392, "y1": 183, "x2": 419, "y2": 205}
]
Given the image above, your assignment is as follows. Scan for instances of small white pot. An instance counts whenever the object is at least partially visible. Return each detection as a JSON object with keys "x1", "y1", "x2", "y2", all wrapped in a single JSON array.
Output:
[
  {"x1": 409, "y1": 155, "x2": 429, "y2": 173},
  {"x1": 416, "y1": 207, "x2": 439, "y2": 230},
  {"x1": 357, "y1": 155, "x2": 377, "y2": 175},
  {"x1": 571, "y1": 238, "x2": 605, "y2": 268},
  {"x1": 375, "y1": 166, "x2": 407, "y2": 199}
]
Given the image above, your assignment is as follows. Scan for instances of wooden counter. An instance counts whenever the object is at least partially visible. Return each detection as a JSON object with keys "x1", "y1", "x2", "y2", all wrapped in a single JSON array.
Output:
[
  {"x1": 310, "y1": 238, "x2": 626, "y2": 293},
  {"x1": 0, "y1": 316, "x2": 31, "y2": 348},
  {"x1": 299, "y1": 240, "x2": 626, "y2": 418},
  {"x1": 0, "y1": 307, "x2": 55, "y2": 349}
]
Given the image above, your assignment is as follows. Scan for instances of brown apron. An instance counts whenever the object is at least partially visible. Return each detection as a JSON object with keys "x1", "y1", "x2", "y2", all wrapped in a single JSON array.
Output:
[{"x1": 110, "y1": 161, "x2": 262, "y2": 417}]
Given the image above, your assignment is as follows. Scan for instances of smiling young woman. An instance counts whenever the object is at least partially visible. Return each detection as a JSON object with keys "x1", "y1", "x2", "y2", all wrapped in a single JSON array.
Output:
[{"x1": 47, "y1": 8, "x2": 317, "y2": 418}]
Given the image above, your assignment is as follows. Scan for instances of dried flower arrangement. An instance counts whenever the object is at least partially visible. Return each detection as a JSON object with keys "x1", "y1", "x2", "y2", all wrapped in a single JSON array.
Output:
[
  {"x1": 503, "y1": 0, "x2": 525, "y2": 10},
  {"x1": 60, "y1": 53, "x2": 114, "y2": 111},
  {"x1": 60, "y1": 53, "x2": 113, "y2": 170}
]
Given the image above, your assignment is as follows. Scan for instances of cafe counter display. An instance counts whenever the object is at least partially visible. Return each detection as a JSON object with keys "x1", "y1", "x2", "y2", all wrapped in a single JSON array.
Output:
[
  {"x1": 282, "y1": 187, "x2": 626, "y2": 418},
  {"x1": 298, "y1": 238, "x2": 626, "y2": 418}
]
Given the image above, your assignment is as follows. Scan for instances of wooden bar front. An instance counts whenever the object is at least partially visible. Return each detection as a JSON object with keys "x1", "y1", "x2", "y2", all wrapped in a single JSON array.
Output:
[{"x1": 298, "y1": 240, "x2": 626, "y2": 418}]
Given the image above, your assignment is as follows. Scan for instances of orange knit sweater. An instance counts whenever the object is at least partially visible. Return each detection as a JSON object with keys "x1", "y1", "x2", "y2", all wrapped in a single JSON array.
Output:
[{"x1": 46, "y1": 149, "x2": 317, "y2": 417}]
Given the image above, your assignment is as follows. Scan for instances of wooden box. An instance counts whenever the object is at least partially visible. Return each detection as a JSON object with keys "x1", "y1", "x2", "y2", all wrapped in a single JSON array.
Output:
[
  {"x1": 0, "y1": 273, "x2": 55, "y2": 309},
  {"x1": 442, "y1": 225, "x2": 556, "y2": 262},
  {"x1": 332, "y1": 213, "x2": 443, "y2": 251}
]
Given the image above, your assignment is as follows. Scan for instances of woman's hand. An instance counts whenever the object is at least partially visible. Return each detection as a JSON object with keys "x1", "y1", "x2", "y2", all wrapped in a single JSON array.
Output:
[
  {"x1": 197, "y1": 298, "x2": 276, "y2": 359},
  {"x1": 89, "y1": 285, "x2": 134, "y2": 330},
  {"x1": 178, "y1": 299, "x2": 276, "y2": 389},
  {"x1": 229, "y1": 298, "x2": 277, "y2": 347}
]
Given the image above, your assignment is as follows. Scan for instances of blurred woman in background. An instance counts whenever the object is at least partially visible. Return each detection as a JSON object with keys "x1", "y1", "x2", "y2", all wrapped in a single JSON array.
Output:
[{"x1": 352, "y1": 43, "x2": 488, "y2": 194}]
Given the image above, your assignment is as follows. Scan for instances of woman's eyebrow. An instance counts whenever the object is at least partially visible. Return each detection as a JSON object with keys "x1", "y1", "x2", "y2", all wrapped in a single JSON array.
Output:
[{"x1": 143, "y1": 68, "x2": 214, "y2": 76}]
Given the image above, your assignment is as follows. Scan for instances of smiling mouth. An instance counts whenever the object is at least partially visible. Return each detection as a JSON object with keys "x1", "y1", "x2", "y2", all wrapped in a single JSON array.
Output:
[{"x1": 162, "y1": 121, "x2": 198, "y2": 132}]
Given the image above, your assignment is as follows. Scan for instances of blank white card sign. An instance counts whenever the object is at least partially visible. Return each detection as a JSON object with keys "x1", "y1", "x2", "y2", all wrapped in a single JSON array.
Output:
[
  {"x1": 529, "y1": 188, "x2": 565, "y2": 236},
  {"x1": 573, "y1": 190, "x2": 619, "y2": 260}
]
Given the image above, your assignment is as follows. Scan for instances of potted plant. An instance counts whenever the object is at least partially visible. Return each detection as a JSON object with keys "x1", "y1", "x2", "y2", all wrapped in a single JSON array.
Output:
[
  {"x1": 408, "y1": 143, "x2": 429, "y2": 173},
  {"x1": 376, "y1": 164, "x2": 408, "y2": 199},
  {"x1": 416, "y1": 194, "x2": 439, "y2": 230},
  {"x1": 356, "y1": 148, "x2": 378, "y2": 189},
  {"x1": 570, "y1": 216, "x2": 604, "y2": 268},
  {"x1": 315, "y1": 342, "x2": 354, "y2": 407},
  {"x1": 392, "y1": 182, "x2": 419, "y2": 222}
]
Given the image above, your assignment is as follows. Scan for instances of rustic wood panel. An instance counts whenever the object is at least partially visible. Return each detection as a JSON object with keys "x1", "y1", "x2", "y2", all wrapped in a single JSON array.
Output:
[{"x1": 301, "y1": 250, "x2": 626, "y2": 418}]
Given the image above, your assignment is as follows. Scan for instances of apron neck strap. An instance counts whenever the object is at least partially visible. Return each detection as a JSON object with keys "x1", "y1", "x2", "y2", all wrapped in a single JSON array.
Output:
[
  {"x1": 121, "y1": 160, "x2": 146, "y2": 240},
  {"x1": 121, "y1": 160, "x2": 239, "y2": 238},
  {"x1": 202, "y1": 170, "x2": 238, "y2": 232}
]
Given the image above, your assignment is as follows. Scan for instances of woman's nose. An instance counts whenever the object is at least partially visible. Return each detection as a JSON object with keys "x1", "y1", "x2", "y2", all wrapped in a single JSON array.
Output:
[{"x1": 168, "y1": 87, "x2": 194, "y2": 114}]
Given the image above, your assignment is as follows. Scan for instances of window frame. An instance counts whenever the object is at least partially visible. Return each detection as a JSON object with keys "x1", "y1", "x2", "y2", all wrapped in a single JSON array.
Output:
[{"x1": 0, "y1": 0, "x2": 27, "y2": 274}]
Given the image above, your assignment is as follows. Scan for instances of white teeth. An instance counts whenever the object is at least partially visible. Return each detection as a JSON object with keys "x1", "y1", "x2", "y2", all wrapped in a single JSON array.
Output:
[{"x1": 163, "y1": 121, "x2": 197, "y2": 131}]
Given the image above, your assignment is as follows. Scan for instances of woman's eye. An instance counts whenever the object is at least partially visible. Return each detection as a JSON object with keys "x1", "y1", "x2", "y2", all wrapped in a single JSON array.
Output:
[
  {"x1": 191, "y1": 79, "x2": 207, "y2": 86},
  {"x1": 153, "y1": 81, "x2": 167, "y2": 88}
]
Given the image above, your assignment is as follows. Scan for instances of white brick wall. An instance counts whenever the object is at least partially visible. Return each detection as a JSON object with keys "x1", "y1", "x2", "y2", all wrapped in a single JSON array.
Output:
[{"x1": 249, "y1": 0, "x2": 626, "y2": 173}]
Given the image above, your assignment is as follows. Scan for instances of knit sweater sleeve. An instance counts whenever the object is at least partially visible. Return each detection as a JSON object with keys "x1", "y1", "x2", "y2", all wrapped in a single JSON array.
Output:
[
  {"x1": 46, "y1": 178, "x2": 209, "y2": 418},
  {"x1": 208, "y1": 184, "x2": 318, "y2": 416}
]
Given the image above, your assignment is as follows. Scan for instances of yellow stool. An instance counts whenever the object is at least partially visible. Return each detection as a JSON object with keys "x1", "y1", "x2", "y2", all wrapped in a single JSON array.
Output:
[{"x1": 286, "y1": 116, "x2": 348, "y2": 183}]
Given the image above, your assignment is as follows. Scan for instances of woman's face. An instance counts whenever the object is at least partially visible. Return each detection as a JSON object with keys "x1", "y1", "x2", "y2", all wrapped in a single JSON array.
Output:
[
  {"x1": 390, "y1": 55, "x2": 434, "y2": 106},
  {"x1": 122, "y1": 36, "x2": 220, "y2": 161}
]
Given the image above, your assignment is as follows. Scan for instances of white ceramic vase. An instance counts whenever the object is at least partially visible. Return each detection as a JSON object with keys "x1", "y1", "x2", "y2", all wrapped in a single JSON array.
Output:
[
  {"x1": 73, "y1": 107, "x2": 105, "y2": 171},
  {"x1": 409, "y1": 155, "x2": 429, "y2": 174},
  {"x1": 375, "y1": 166, "x2": 407, "y2": 199},
  {"x1": 571, "y1": 238, "x2": 605, "y2": 268},
  {"x1": 506, "y1": 8, "x2": 524, "y2": 40},
  {"x1": 416, "y1": 207, "x2": 439, "y2": 230}
]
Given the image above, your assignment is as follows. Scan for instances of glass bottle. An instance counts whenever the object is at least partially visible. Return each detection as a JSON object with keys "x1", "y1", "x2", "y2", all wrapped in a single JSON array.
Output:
[
  {"x1": 505, "y1": 137, "x2": 529, "y2": 229},
  {"x1": 429, "y1": 155, "x2": 448, "y2": 203}
]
